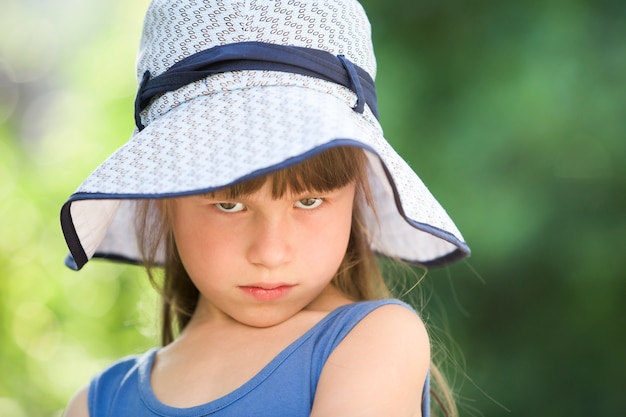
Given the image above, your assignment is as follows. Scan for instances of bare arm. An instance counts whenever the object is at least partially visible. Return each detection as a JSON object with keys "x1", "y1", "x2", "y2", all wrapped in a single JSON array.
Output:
[
  {"x1": 310, "y1": 304, "x2": 430, "y2": 417},
  {"x1": 63, "y1": 385, "x2": 89, "y2": 417}
]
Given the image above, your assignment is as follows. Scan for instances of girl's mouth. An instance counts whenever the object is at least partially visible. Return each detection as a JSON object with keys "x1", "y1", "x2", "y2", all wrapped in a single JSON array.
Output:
[{"x1": 239, "y1": 284, "x2": 295, "y2": 301}]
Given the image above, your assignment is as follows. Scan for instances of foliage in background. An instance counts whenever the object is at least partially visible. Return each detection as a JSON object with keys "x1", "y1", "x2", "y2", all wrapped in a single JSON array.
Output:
[
  {"x1": 1, "y1": 0, "x2": 624, "y2": 416},
  {"x1": 360, "y1": 1, "x2": 626, "y2": 415}
]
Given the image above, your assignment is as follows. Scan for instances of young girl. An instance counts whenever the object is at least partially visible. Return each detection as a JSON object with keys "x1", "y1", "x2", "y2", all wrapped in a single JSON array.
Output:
[{"x1": 61, "y1": 1, "x2": 469, "y2": 416}]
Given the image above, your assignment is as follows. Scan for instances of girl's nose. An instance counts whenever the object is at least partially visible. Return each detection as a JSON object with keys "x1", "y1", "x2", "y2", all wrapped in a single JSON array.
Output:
[{"x1": 246, "y1": 215, "x2": 293, "y2": 269}]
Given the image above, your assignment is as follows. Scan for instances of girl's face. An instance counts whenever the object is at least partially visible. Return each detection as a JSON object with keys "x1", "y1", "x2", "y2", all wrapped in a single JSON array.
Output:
[{"x1": 170, "y1": 180, "x2": 356, "y2": 328}]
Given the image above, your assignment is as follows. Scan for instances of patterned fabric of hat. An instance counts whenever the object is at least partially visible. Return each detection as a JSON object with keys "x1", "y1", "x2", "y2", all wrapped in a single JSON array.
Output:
[{"x1": 60, "y1": 0, "x2": 470, "y2": 270}]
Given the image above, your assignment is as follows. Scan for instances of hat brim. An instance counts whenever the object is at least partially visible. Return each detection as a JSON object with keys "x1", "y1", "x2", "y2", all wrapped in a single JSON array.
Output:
[{"x1": 61, "y1": 83, "x2": 469, "y2": 270}]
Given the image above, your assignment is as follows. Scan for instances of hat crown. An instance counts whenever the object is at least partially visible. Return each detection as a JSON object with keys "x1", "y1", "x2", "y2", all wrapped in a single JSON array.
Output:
[{"x1": 136, "y1": 0, "x2": 377, "y2": 83}]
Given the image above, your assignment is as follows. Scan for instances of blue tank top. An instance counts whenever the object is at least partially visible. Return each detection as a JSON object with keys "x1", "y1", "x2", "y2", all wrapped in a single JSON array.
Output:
[{"x1": 88, "y1": 299, "x2": 430, "y2": 416}]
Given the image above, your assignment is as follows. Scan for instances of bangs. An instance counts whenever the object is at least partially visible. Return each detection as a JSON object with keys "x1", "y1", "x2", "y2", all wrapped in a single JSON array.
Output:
[{"x1": 214, "y1": 146, "x2": 368, "y2": 199}]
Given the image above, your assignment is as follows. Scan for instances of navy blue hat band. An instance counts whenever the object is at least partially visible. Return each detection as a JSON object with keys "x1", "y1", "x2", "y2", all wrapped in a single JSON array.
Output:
[{"x1": 134, "y1": 41, "x2": 378, "y2": 131}]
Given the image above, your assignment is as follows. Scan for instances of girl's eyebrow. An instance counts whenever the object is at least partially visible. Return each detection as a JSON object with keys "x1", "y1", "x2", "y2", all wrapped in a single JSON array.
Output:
[
  {"x1": 198, "y1": 189, "x2": 327, "y2": 201},
  {"x1": 197, "y1": 191, "x2": 223, "y2": 200},
  {"x1": 198, "y1": 190, "x2": 251, "y2": 200}
]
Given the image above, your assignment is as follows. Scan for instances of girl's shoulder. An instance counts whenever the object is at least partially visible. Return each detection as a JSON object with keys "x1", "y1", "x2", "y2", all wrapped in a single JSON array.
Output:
[
  {"x1": 88, "y1": 349, "x2": 158, "y2": 412},
  {"x1": 331, "y1": 298, "x2": 426, "y2": 346},
  {"x1": 91, "y1": 348, "x2": 156, "y2": 386},
  {"x1": 317, "y1": 298, "x2": 423, "y2": 343},
  {"x1": 326, "y1": 298, "x2": 420, "y2": 328},
  {"x1": 310, "y1": 299, "x2": 430, "y2": 416}
]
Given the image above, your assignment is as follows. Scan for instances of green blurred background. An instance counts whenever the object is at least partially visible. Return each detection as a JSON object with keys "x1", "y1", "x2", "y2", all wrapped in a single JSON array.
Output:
[{"x1": 1, "y1": 0, "x2": 624, "y2": 416}]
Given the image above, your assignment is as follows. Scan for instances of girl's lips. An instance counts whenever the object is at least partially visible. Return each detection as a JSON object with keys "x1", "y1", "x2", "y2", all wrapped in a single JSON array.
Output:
[{"x1": 239, "y1": 284, "x2": 294, "y2": 301}]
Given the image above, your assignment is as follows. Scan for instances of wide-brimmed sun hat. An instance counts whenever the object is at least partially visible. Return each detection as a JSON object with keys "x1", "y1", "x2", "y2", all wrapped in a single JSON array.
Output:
[{"x1": 60, "y1": 0, "x2": 470, "y2": 271}]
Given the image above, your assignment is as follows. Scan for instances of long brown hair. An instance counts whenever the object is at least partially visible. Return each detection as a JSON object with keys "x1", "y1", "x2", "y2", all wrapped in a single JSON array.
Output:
[{"x1": 135, "y1": 145, "x2": 457, "y2": 416}]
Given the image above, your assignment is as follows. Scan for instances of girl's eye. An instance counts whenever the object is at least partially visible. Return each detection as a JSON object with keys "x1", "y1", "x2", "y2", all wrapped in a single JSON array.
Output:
[
  {"x1": 294, "y1": 197, "x2": 323, "y2": 209},
  {"x1": 215, "y1": 202, "x2": 245, "y2": 212}
]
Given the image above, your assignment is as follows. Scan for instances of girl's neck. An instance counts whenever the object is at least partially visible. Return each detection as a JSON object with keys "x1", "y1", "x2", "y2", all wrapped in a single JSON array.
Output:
[{"x1": 152, "y1": 285, "x2": 354, "y2": 408}]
